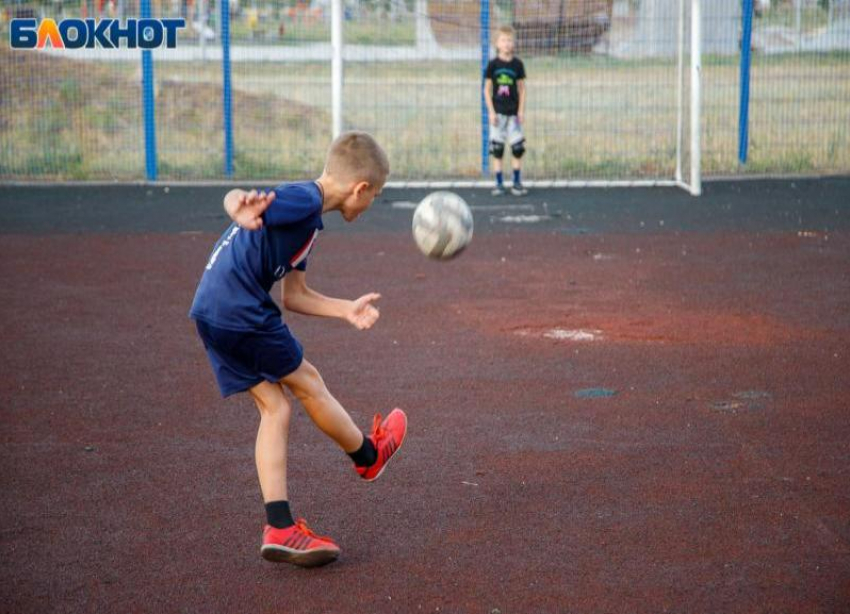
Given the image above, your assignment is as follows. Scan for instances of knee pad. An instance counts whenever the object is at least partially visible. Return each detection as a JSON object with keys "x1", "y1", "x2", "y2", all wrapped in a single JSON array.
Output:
[
  {"x1": 511, "y1": 140, "x2": 526, "y2": 159},
  {"x1": 489, "y1": 140, "x2": 505, "y2": 159}
]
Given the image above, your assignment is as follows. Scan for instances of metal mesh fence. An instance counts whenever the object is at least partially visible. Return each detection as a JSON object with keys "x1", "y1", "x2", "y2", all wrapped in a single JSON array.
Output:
[
  {"x1": 344, "y1": 0, "x2": 692, "y2": 183},
  {"x1": 734, "y1": 2, "x2": 850, "y2": 174},
  {"x1": 701, "y1": 0, "x2": 850, "y2": 175},
  {"x1": 0, "y1": 0, "x2": 848, "y2": 183},
  {"x1": 226, "y1": 2, "x2": 332, "y2": 180},
  {"x1": 0, "y1": 26, "x2": 144, "y2": 180},
  {"x1": 150, "y1": 1, "x2": 333, "y2": 179}
]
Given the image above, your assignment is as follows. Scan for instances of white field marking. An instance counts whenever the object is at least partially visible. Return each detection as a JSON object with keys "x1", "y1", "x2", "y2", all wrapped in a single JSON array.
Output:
[
  {"x1": 461, "y1": 481, "x2": 479, "y2": 487},
  {"x1": 470, "y1": 204, "x2": 536, "y2": 211},
  {"x1": 543, "y1": 329, "x2": 603, "y2": 341},
  {"x1": 592, "y1": 253, "x2": 615, "y2": 261},
  {"x1": 394, "y1": 202, "x2": 536, "y2": 212},
  {"x1": 496, "y1": 215, "x2": 551, "y2": 223}
]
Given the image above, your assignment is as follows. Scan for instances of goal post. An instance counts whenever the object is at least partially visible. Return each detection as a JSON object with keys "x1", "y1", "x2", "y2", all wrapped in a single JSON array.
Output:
[{"x1": 689, "y1": 0, "x2": 702, "y2": 195}]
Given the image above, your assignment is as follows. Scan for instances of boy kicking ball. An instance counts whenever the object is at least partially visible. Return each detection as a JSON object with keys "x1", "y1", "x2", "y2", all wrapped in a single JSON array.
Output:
[{"x1": 189, "y1": 132, "x2": 407, "y2": 568}]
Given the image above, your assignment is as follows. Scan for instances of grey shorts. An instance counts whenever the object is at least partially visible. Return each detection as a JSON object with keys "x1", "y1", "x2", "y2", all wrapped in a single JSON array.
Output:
[{"x1": 490, "y1": 114, "x2": 525, "y2": 146}]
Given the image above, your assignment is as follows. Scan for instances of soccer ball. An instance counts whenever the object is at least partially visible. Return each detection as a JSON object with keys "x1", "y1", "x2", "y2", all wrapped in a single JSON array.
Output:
[{"x1": 412, "y1": 191, "x2": 474, "y2": 260}]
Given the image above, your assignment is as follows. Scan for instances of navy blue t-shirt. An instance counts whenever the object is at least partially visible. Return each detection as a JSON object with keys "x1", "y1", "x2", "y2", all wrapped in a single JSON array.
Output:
[{"x1": 189, "y1": 181, "x2": 324, "y2": 331}]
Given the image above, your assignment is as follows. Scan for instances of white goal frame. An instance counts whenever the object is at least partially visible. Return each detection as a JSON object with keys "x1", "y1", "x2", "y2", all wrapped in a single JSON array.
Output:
[{"x1": 329, "y1": 0, "x2": 703, "y2": 196}]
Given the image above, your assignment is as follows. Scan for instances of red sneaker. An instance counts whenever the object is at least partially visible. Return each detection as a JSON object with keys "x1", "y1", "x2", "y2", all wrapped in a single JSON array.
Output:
[
  {"x1": 355, "y1": 408, "x2": 408, "y2": 482},
  {"x1": 261, "y1": 519, "x2": 340, "y2": 567}
]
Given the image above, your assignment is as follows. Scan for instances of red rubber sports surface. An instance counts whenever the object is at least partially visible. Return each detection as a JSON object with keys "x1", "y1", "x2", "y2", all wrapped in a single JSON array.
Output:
[{"x1": 1, "y1": 181, "x2": 849, "y2": 613}]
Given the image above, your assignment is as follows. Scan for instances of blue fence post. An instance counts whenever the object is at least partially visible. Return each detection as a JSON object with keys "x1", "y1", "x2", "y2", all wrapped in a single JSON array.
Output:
[
  {"x1": 480, "y1": 0, "x2": 490, "y2": 178},
  {"x1": 141, "y1": 0, "x2": 157, "y2": 181},
  {"x1": 221, "y1": 0, "x2": 234, "y2": 178},
  {"x1": 738, "y1": 0, "x2": 754, "y2": 165}
]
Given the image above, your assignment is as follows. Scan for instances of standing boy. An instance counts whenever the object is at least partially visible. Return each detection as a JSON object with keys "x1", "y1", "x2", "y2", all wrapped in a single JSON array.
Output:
[
  {"x1": 484, "y1": 24, "x2": 528, "y2": 196},
  {"x1": 190, "y1": 132, "x2": 407, "y2": 568}
]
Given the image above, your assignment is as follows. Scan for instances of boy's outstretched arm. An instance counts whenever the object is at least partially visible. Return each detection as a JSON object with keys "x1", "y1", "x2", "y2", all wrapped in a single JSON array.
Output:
[
  {"x1": 282, "y1": 270, "x2": 380, "y2": 331},
  {"x1": 517, "y1": 79, "x2": 526, "y2": 124},
  {"x1": 484, "y1": 79, "x2": 497, "y2": 126},
  {"x1": 223, "y1": 189, "x2": 276, "y2": 230}
]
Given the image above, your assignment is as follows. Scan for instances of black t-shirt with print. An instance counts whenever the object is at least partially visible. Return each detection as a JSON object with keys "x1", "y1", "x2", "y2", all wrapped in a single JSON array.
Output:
[{"x1": 485, "y1": 56, "x2": 526, "y2": 116}]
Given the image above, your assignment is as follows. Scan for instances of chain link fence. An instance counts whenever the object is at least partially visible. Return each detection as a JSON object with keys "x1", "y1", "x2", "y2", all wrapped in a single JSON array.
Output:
[{"x1": 1, "y1": 0, "x2": 848, "y2": 183}]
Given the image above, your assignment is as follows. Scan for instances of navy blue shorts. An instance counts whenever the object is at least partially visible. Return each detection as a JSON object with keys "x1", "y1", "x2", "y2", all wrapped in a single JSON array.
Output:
[{"x1": 194, "y1": 319, "x2": 304, "y2": 397}]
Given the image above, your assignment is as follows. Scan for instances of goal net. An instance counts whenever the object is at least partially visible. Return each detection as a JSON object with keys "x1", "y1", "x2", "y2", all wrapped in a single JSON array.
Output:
[{"x1": 346, "y1": 0, "x2": 702, "y2": 193}]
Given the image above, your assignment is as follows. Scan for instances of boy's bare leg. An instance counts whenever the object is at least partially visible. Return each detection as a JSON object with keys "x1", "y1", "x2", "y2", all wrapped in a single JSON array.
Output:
[
  {"x1": 493, "y1": 157, "x2": 503, "y2": 174},
  {"x1": 511, "y1": 156, "x2": 521, "y2": 171},
  {"x1": 252, "y1": 378, "x2": 340, "y2": 566},
  {"x1": 249, "y1": 380, "x2": 292, "y2": 502},
  {"x1": 281, "y1": 359, "x2": 363, "y2": 453}
]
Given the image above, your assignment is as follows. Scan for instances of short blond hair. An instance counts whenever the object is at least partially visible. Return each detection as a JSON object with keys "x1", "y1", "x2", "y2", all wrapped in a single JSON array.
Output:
[
  {"x1": 324, "y1": 131, "x2": 390, "y2": 187},
  {"x1": 495, "y1": 25, "x2": 516, "y2": 40}
]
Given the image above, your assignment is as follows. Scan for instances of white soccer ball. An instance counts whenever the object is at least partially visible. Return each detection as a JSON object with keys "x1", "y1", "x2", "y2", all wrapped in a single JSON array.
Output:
[{"x1": 412, "y1": 191, "x2": 474, "y2": 260}]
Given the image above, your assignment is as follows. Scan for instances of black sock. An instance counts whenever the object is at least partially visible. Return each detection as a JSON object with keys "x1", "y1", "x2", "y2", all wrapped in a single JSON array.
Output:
[
  {"x1": 348, "y1": 435, "x2": 378, "y2": 467},
  {"x1": 265, "y1": 500, "x2": 294, "y2": 529}
]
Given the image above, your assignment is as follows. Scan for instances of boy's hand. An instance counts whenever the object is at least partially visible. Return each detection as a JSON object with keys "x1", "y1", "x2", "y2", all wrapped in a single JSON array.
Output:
[
  {"x1": 517, "y1": 112, "x2": 524, "y2": 125},
  {"x1": 346, "y1": 293, "x2": 381, "y2": 330},
  {"x1": 490, "y1": 114, "x2": 498, "y2": 126},
  {"x1": 225, "y1": 190, "x2": 276, "y2": 230}
]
